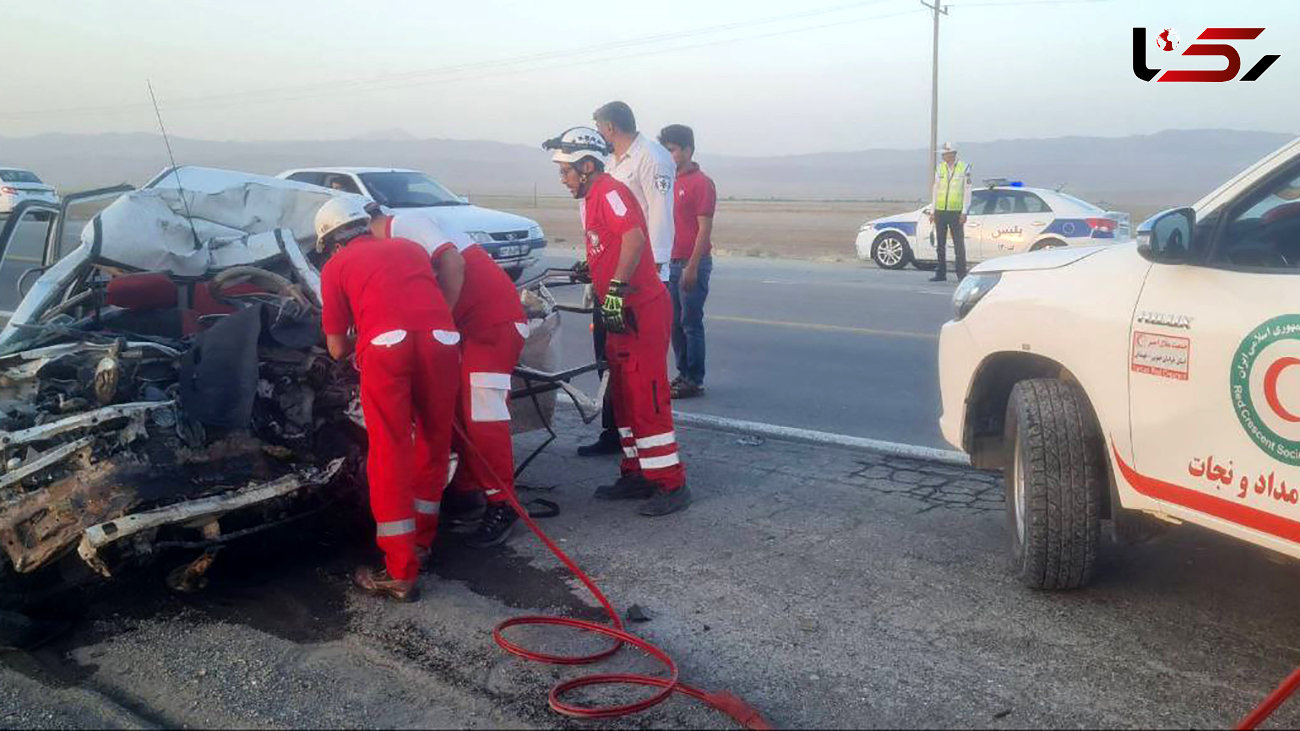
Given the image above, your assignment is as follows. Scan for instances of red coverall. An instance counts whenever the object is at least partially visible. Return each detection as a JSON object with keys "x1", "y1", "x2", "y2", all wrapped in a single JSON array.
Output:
[
  {"x1": 385, "y1": 214, "x2": 527, "y2": 506},
  {"x1": 582, "y1": 174, "x2": 686, "y2": 491},
  {"x1": 320, "y1": 234, "x2": 460, "y2": 581}
]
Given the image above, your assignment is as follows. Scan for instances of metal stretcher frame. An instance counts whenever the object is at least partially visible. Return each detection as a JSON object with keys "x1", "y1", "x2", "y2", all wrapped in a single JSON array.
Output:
[{"x1": 510, "y1": 268, "x2": 607, "y2": 480}]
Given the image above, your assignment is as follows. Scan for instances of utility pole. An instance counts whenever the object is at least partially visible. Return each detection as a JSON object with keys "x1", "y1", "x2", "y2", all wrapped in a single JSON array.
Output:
[{"x1": 920, "y1": 0, "x2": 948, "y2": 178}]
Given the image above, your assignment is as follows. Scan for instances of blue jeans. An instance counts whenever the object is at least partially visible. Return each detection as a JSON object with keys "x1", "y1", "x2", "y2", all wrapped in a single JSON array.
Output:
[{"x1": 669, "y1": 257, "x2": 711, "y2": 385}]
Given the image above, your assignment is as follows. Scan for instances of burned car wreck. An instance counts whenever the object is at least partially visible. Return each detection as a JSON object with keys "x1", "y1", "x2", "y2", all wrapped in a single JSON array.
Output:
[{"x1": 0, "y1": 167, "x2": 580, "y2": 609}]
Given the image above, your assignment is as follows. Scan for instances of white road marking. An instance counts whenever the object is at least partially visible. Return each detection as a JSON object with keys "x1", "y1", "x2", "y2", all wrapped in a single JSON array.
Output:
[
  {"x1": 705, "y1": 314, "x2": 938, "y2": 340},
  {"x1": 671, "y1": 412, "x2": 971, "y2": 466},
  {"x1": 555, "y1": 401, "x2": 970, "y2": 465}
]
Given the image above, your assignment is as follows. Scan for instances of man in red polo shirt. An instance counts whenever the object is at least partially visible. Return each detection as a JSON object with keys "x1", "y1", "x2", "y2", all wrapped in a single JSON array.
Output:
[
  {"x1": 658, "y1": 124, "x2": 717, "y2": 399},
  {"x1": 543, "y1": 126, "x2": 691, "y2": 516},
  {"x1": 316, "y1": 197, "x2": 461, "y2": 602},
  {"x1": 367, "y1": 205, "x2": 528, "y2": 548}
]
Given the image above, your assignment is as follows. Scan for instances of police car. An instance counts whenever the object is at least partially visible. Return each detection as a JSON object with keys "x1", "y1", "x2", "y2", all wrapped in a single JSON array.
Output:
[
  {"x1": 938, "y1": 136, "x2": 1300, "y2": 589},
  {"x1": 855, "y1": 181, "x2": 1130, "y2": 270}
]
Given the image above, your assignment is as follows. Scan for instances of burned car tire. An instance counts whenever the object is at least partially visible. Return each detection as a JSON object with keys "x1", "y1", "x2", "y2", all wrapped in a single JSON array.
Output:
[{"x1": 1004, "y1": 379, "x2": 1103, "y2": 590}]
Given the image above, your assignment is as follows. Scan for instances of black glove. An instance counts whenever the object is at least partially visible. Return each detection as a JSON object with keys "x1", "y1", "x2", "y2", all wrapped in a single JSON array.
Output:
[
  {"x1": 601, "y1": 280, "x2": 630, "y2": 334},
  {"x1": 570, "y1": 259, "x2": 591, "y2": 283}
]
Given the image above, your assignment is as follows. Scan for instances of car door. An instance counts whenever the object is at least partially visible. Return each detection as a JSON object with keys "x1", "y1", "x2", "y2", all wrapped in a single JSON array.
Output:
[
  {"x1": 977, "y1": 190, "x2": 1039, "y2": 259},
  {"x1": 918, "y1": 190, "x2": 992, "y2": 262},
  {"x1": 0, "y1": 201, "x2": 57, "y2": 323},
  {"x1": 1127, "y1": 159, "x2": 1300, "y2": 552},
  {"x1": 1013, "y1": 191, "x2": 1054, "y2": 246},
  {"x1": 961, "y1": 189, "x2": 995, "y2": 260}
]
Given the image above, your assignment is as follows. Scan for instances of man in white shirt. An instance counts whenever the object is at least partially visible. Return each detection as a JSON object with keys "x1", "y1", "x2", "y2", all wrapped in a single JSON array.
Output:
[{"x1": 593, "y1": 101, "x2": 675, "y2": 282}]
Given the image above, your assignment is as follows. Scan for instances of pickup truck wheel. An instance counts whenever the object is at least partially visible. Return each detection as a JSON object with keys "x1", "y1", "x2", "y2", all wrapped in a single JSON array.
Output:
[
  {"x1": 1004, "y1": 379, "x2": 1103, "y2": 590},
  {"x1": 871, "y1": 233, "x2": 912, "y2": 270},
  {"x1": 504, "y1": 266, "x2": 525, "y2": 282}
]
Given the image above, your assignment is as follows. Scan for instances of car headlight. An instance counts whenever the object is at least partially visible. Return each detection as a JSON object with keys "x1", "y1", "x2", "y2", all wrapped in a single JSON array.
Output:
[
  {"x1": 952, "y1": 272, "x2": 1001, "y2": 321},
  {"x1": 528, "y1": 225, "x2": 543, "y2": 240},
  {"x1": 466, "y1": 230, "x2": 494, "y2": 245}
]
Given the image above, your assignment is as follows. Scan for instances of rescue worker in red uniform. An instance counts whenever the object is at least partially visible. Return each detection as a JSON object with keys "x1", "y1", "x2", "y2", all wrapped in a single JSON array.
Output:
[
  {"x1": 316, "y1": 197, "x2": 461, "y2": 601},
  {"x1": 367, "y1": 205, "x2": 529, "y2": 547},
  {"x1": 544, "y1": 126, "x2": 692, "y2": 516}
]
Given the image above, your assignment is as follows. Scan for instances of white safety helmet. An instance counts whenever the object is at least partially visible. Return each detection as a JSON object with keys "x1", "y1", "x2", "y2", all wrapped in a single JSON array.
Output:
[
  {"x1": 314, "y1": 195, "x2": 373, "y2": 251},
  {"x1": 542, "y1": 126, "x2": 611, "y2": 166},
  {"x1": 941, "y1": 142, "x2": 958, "y2": 155}
]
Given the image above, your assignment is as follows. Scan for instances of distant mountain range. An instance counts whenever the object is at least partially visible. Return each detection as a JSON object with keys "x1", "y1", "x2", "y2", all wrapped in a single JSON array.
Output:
[{"x1": 0, "y1": 128, "x2": 1292, "y2": 209}]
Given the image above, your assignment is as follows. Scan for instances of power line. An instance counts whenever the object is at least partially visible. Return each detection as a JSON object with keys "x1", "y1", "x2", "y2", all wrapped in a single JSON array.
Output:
[
  {"x1": 0, "y1": 0, "x2": 898, "y2": 121},
  {"x1": 214, "y1": 7, "x2": 926, "y2": 111}
]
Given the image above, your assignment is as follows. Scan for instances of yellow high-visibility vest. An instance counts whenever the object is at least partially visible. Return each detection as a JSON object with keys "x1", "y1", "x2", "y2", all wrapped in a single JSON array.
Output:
[{"x1": 935, "y1": 160, "x2": 969, "y2": 211}]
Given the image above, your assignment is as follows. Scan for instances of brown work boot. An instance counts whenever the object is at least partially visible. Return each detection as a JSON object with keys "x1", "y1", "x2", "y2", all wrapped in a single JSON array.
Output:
[
  {"x1": 353, "y1": 566, "x2": 420, "y2": 602},
  {"x1": 671, "y1": 379, "x2": 704, "y2": 399}
]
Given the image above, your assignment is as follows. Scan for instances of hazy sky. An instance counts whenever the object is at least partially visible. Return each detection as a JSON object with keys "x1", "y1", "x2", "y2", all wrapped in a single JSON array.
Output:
[{"x1": 2, "y1": 0, "x2": 1296, "y2": 155}]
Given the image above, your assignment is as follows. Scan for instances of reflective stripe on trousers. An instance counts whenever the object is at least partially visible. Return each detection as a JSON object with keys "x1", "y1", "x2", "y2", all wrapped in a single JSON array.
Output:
[
  {"x1": 607, "y1": 294, "x2": 686, "y2": 490},
  {"x1": 376, "y1": 518, "x2": 416, "y2": 537}
]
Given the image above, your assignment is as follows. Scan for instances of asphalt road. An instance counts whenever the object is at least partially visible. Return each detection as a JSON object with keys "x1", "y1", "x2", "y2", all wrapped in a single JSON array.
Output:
[
  {"x1": 533, "y1": 252, "x2": 956, "y2": 449},
  {"x1": 8, "y1": 412, "x2": 1300, "y2": 729}
]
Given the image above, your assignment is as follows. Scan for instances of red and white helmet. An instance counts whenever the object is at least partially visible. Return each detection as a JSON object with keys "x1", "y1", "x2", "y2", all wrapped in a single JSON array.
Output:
[{"x1": 542, "y1": 126, "x2": 610, "y2": 165}]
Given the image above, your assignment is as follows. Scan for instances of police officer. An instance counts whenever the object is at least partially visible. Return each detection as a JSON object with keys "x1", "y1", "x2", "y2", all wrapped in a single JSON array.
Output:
[
  {"x1": 316, "y1": 197, "x2": 461, "y2": 601},
  {"x1": 929, "y1": 142, "x2": 972, "y2": 282},
  {"x1": 544, "y1": 126, "x2": 691, "y2": 516}
]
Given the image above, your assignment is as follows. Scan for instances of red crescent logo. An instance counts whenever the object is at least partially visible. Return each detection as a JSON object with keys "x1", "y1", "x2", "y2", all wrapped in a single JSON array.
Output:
[{"x1": 1264, "y1": 356, "x2": 1300, "y2": 422}]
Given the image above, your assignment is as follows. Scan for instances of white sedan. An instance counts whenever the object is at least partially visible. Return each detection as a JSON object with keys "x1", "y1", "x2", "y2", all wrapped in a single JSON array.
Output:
[
  {"x1": 855, "y1": 183, "x2": 1130, "y2": 270},
  {"x1": 0, "y1": 168, "x2": 59, "y2": 214}
]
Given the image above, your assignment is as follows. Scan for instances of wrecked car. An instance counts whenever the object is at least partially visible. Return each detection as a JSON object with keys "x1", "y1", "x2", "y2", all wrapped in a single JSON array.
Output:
[{"x1": 0, "y1": 167, "x2": 589, "y2": 609}]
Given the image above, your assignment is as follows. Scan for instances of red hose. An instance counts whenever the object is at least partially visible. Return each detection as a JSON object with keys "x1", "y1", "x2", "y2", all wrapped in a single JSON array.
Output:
[
  {"x1": 1238, "y1": 665, "x2": 1300, "y2": 730},
  {"x1": 452, "y1": 423, "x2": 770, "y2": 727},
  {"x1": 494, "y1": 485, "x2": 772, "y2": 729}
]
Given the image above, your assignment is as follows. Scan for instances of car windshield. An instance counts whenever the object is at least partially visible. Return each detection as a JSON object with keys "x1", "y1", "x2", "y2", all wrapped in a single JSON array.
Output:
[
  {"x1": 0, "y1": 170, "x2": 42, "y2": 184},
  {"x1": 358, "y1": 172, "x2": 466, "y2": 208}
]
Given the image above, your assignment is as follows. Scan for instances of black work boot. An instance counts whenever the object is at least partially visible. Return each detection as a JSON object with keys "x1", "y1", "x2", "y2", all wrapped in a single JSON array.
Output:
[
  {"x1": 594, "y1": 473, "x2": 656, "y2": 500},
  {"x1": 465, "y1": 503, "x2": 519, "y2": 548},
  {"x1": 577, "y1": 429, "x2": 622, "y2": 457},
  {"x1": 441, "y1": 489, "x2": 486, "y2": 526},
  {"x1": 638, "y1": 485, "x2": 693, "y2": 516}
]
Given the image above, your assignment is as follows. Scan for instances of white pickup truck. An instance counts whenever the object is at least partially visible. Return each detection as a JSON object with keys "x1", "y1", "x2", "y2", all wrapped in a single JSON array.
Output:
[{"x1": 938, "y1": 136, "x2": 1300, "y2": 589}]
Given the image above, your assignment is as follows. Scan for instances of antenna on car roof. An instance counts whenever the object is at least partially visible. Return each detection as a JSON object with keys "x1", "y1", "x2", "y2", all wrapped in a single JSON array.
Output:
[
  {"x1": 1055, "y1": 182, "x2": 1068, "y2": 192},
  {"x1": 147, "y1": 80, "x2": 201, "y2": 249}
]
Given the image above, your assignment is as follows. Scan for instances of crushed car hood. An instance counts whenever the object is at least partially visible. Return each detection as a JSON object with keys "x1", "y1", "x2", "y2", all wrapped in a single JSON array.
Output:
[
  {"x1": 0, "y1": 168, "x2": 345, "y2": 352},
  {"x1": 106, "y1": 166, "x2": 353, "y2": 275}
]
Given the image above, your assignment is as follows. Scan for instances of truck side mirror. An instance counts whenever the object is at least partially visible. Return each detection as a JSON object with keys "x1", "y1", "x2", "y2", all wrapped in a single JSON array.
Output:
[{"x1": 1137, "y1": 207, "x2": 1195, "y2": 265}]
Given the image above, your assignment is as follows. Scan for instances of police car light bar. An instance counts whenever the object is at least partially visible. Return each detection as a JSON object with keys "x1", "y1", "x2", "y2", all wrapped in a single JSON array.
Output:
[{"x1": 982, "y1": 178, "x2": 1024, "y2": 188}]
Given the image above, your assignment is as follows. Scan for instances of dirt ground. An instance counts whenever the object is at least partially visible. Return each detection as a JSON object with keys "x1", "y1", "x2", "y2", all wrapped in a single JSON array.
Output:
[
  {"x1": 474, "y1": 195, "x2": 1162, "y2": 262},
  {"x1": 473, "y1": 195, "x2": 922, "y2": 261}
]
